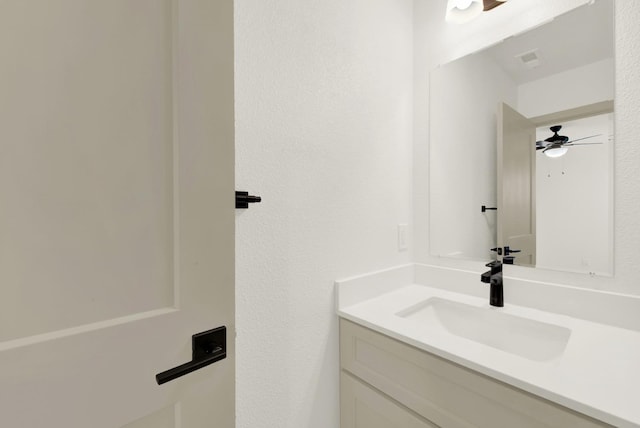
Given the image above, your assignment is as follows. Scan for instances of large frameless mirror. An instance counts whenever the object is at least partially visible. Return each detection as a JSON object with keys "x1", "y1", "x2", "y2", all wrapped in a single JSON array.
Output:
[{"x1": 429, "y1": 0, "x2": 614, "y2": 276}]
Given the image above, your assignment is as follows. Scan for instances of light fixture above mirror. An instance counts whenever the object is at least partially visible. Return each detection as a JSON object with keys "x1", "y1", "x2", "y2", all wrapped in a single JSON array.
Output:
[{"x1": 445, "y1": 0, "x2": 507, "y2": 24}]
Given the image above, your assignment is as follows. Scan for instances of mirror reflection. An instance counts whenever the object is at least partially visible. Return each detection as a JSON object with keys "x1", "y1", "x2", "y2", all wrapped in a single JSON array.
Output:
[
  {"x1": 429, "y1": 0, "x2": 614, "y2": 275},
  {"x1": 535, "y1": 114, "x2": 614, "y2": 274}
]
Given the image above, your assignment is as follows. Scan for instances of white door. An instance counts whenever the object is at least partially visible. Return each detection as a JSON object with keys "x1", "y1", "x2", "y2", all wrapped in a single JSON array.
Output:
[
  {"x1": 497, "y1": 103, "x2": 536, "y2": 266},
  {"x1": 0, "y1": 1, "x2": 235, "y2": 427}
]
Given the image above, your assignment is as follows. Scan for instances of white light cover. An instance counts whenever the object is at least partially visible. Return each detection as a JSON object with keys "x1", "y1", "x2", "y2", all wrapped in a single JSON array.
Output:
[
  {"x1": 446, "y1": 0, "x2": 484, "y2": 24},
  {"x1": 544, "y1": 146, "x2": 569, "y2": 158}
]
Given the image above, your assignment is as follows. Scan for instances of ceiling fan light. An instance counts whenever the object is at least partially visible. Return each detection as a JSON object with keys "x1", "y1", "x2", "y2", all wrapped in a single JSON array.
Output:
[
  {"x1": 544, "y1": 146, "x2": 569, "y2": 158},
  {"x1": 446, "y1": 0, "x2": 484, "y2": 24}
]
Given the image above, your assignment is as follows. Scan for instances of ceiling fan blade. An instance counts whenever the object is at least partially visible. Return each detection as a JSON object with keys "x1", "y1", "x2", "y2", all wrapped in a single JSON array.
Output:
[
  {"x1": 564, "y1": 134, "x2": 602, "y2": 144},
  {"x1": 564, "y1": 142, "x2": 603, "y2": 146},
  {"x1": 536, "y1": 146, "x2": 546, "y2": 150}
]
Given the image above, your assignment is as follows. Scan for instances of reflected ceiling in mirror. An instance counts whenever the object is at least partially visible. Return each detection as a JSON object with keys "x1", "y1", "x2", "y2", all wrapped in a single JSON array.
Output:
[{"x1": 429, "y1": 0, "x2": 614, "y2": 276}]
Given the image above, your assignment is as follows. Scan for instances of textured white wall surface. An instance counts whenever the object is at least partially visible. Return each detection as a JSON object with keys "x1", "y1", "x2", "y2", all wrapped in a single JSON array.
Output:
[
  {"x1": 415, "y1": 0, "x2": 640, "y2": 294},
  {"x1": 235, "y1": 0, "x2": 413, "y2": 427}
]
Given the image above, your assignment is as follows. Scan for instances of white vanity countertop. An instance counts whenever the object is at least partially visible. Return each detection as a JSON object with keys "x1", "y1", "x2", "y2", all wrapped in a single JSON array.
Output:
[{"x1": 337, "y1": 283, "x2": 640, "y2": 428}]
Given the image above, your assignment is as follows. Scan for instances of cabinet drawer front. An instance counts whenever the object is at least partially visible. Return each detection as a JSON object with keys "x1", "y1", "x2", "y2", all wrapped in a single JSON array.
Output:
[
  {"x1": 340, "y1": 319, "x2": 611, "y2": 428},
  {"x1": 341, "y1": 371, "x2": 439, "y2": 428}
]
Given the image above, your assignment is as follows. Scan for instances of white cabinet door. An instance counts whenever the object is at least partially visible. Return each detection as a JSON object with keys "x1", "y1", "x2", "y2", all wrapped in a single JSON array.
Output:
[
  {"x1": 341, "y1": 372, "x2": 439, "y2": 428},
  {"x1": 0, "y1": 1, "x2": 235, "y2": 427},
  {"x1": 498, "y1": 102, "x2": 536, "y2": 266}
]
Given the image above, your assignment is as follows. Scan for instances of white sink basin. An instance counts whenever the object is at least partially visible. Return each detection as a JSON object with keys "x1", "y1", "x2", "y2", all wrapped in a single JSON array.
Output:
[{"x1": 396, "y1": 297, "x2": 571, "y2": 361}]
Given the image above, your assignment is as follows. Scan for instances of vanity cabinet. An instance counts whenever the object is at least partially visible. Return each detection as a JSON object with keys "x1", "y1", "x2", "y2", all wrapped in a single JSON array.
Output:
[
  {"x1": 340, "y1": 319, "x2": 612, "y2": 428},
  {"x1": 341, "y1": 372, "x2": 437, "y2": 428}
]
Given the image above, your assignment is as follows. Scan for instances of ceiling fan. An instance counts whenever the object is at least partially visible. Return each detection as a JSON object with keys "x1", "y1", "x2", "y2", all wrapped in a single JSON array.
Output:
[{"x1": 536, "y1": 125, "x2": 602, "y2": 158}]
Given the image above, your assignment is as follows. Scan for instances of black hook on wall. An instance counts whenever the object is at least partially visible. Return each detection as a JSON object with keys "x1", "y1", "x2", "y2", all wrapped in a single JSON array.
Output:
[
  {"x1": 481, "y1": 205, "x2": 497, "y2": 213},
  {"x1": 236, "y1": 191, "x2": 262, "y2": 209}
]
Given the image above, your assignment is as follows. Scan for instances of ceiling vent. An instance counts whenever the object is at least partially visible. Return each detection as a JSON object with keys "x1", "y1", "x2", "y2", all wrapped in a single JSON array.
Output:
[{"x1": 515, "y1": 49, "x2": 540, "y2": 69}]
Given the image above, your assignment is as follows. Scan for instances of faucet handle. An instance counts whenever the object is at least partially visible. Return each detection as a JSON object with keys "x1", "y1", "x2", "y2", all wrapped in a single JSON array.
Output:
[{"x1": 484, "y1": 260, "x2": 503, "y2": 275}]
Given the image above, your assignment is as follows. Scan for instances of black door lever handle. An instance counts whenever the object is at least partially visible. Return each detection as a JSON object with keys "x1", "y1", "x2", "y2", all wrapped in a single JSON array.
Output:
[
  {"x1": 156, "y1": 326, "x2": 226, "y2": 385},
  {"x1": 504, "y1": 246, "x2": 521, "y2": 255}
]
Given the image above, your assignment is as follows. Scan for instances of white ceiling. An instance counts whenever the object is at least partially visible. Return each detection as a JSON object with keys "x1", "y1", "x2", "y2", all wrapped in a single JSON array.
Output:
[{"x1": 484, "y1": 0, "x2": 614, "y2": 84}]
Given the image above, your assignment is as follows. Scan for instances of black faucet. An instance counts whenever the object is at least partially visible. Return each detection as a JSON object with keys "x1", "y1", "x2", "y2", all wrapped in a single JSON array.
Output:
[{"x1": 481, "y1": 261, "x2": 504, "y2": 307}]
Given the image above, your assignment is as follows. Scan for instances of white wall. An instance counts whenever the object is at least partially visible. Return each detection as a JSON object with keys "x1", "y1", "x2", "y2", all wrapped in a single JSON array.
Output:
[
  {"x1": 518, "y1": 58, "x2": 615, "y2": 117},
  {"x1": 415, "y1": 0, "x2": 640, "y2": 295},
  {"x1": 429, "y1": 52, "x2": 517, "y2": 260},
  {"x1": 235, "y1": 0, "x2": 414, "y2": 427}
]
